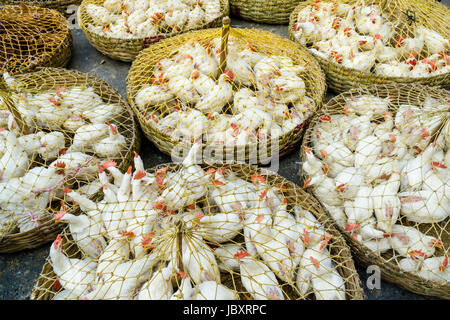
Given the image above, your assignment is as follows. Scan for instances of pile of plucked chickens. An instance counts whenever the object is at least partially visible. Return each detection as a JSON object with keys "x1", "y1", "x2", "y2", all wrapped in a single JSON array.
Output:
[
  {"x1": 85, "y1": 0, "x2": 223, "y2": 39},
  {"x1": 47, "y1": 144, "x2": 348, "y2": 300},
  {"x1": 0, "y1": 73, "x2": 129, "y2": 235},
  {"x1": 302, "y1": 93, "x2": 449, "y2": 283},
  {"x1": 292, "y1": 0, "x2": 450, "y2": 78},
  {"x1": 134, "y1": 36, "x2": 315, "y2": 148}
]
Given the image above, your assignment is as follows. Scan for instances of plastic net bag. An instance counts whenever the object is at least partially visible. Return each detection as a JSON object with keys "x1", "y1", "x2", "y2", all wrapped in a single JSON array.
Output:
[
  {"x1": 30, "y1": 143, "x2": 363, "y2": 300},
  {"x1": 127, "y1": 24, "x2": 326, "y2": 164},
  {"x1": 77, "y1": 0, "x2": 230, "y2": 61},
  {"x1": 0, "y1": 68, "x2": 139, "y2": 253},
  {"x1": 0, "y1": 4, "x2": 72, "y2": 75},
  {"x1": 289, "y1": 0, "x2": 450, "y2": 92},
  {"x1": 300, "y1": 83, "x2": 449, "y2": 298}
]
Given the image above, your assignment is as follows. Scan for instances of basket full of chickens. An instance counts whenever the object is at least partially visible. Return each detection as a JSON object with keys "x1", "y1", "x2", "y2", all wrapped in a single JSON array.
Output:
[
  {"x1": 0, "y1": 3, "x2": 73, "y2": 75},
  {"x1": 0, "y1": 68, "x2": 139, "y2": 253},
  {"x1": 77, "y1": 0, "x2": 230, "y2": 62},
  {"x1": 299, "y1": 83, "x2": 449, "y2": 298},
  {"x1": 3, "y1": 0, "x2": 81, "y2": 17},
  {"x1": 289, "y1": 0, "x2": 450, "y2": 93},
  {"x1": 126, "y1": 26, "x2": 326, "y2": 164},
  {"x1": 229, "y1": 0, "x2": 303, "y2": 25},
  {"x1": 30, "y1": 143, "x2": 364, "y2": 300}
]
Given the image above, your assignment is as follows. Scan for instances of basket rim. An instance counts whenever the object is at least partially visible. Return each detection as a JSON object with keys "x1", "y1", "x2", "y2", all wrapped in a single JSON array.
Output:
[
  {"x1": 299, "y1": 82, "x2": 450, "y2": 298},
  {"x1": 30, "y1": 161, "x2": 365, "y2": 300}
]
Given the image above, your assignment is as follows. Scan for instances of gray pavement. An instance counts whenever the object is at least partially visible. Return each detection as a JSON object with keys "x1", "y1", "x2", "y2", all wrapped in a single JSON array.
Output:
[{"x1": 0, "y1": 1, "x2": 448, "y2": 300}]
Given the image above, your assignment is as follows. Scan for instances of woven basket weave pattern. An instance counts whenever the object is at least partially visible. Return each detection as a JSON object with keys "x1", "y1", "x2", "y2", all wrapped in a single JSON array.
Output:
[
  {"x1": 0, "y1": 68, "x2": 140, "y2": 253},
  {"x1": 0, "y1": 5, "x2": 73, "y2": 75},
  {"x1": 230, "y1": 0, "x2": 303, "y2": 24},
  {"x1": 126, "y1": 27, "x2": 326, "y2": 165}
]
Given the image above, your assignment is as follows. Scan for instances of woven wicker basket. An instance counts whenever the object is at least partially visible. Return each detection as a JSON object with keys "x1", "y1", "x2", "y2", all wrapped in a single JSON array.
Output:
[
  {"x1": 0, "y1": 68, "x2": 140, "y2": 253},
  {"x1": 77, "y1": 0, "x2": 230, "y2": 62},
  {"x1": 3, "y1": 0, "x2": 81, "y2": 16},
  {"x1": 230, "y1": 0, "x2": 303, "y2": 24},
  {"x1": 30, "y1": 161, "x2": 364, "y2": 300},
  {"x1": 288, "y1": 0, "x2": 450, "y2": 93},
  {"x1": 299, "y1": 83, "x2": 450, "y2": 298},
  {"x1": 0, "y1": 4, "x2": 73, "y2": 75},
  {"x1": 127, "y1": 26, "x2": 326, "y2": 165}
]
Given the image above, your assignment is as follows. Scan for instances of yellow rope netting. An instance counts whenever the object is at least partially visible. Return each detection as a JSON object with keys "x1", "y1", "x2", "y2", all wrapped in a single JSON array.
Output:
[
  {"x1": 289, "y1": 0, "x2": 450, "y2": 92},
  {"x1": 0, "y1": 68, "x2": 139, "y2": 253},
  {"x1": 30, "y1": 144, "x2": 364, "y2": 300},
  {"x1": 3, "y1": 0, "x2": 82, "y2": 16},
  {"x1": 127, "y1": 25, "x2": 326, "y2": 164},
  {"x1": 300, "y1": 83, "x2": 449, "y2": 298},
  {"x1": 77, "y1": 0, "x2": 230, "y2": 61},
  {"x1": 0, "y1": 4, "x2": 72, "y2": 75}
]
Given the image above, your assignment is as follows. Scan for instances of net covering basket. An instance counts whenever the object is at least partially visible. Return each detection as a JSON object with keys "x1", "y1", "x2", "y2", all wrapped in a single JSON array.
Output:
[
  {"x1": 0, "y1": 4, "x2": 73, "y2": 75},
  {"x1": 3, "y1": 0, "x2": 82, "y2": 16},
  {"x1": 127, "y1": 26, "x2": 326, "y2": 165},
  {"x1": 299, "y1": 83, "x2": 449, "y2": 298},
  {"x1": 77, "y1": 0, "x2": 230, "y2": 62},
  {"x1": 0, "y1": 67, "x2": 139, "y2": 253},
  {"x1": 289, "y1": 0, "x2": 450, "y2": 93},
  {"x1": 230, "y1": 0, "x2": 304, "y2": 25},
  {"x1": 30, "y1": 146, "x2": 363, "y2": 300}
]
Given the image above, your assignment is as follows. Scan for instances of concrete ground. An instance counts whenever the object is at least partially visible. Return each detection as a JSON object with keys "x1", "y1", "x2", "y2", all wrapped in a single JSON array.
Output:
[{"x1": 0, "y1": 1, "x2": 448, "y2": 300}]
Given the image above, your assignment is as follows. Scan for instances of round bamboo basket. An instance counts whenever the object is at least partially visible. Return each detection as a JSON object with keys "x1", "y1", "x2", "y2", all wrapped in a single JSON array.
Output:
[
  {"x1": 77, "y1": 0, "x2": 230, "y2": 62},
  {"x1": 127, "y1": 26, "x2": 326, "y2": 165},
  {"x1": 0, "y1": 4, "x2": 73, "y2": 75},
  {"x1": 299, "y1": 83, "x2": 450, "y2": 298},
  {"x1": 3, "y1": 0, "x2": 82, "y2": 16},
  {"x1": 230, "y1": 0, "x2": 303, "y2": 24},
  {"x1": 288, "y1": 0, "x2": 450, "y2": 93},
  {"x1": 0, "y1": 68, "x2": 140, "y2": 253},
  {"x1": 30, "y1": 161, "x2": 364, "y2": 300}
]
